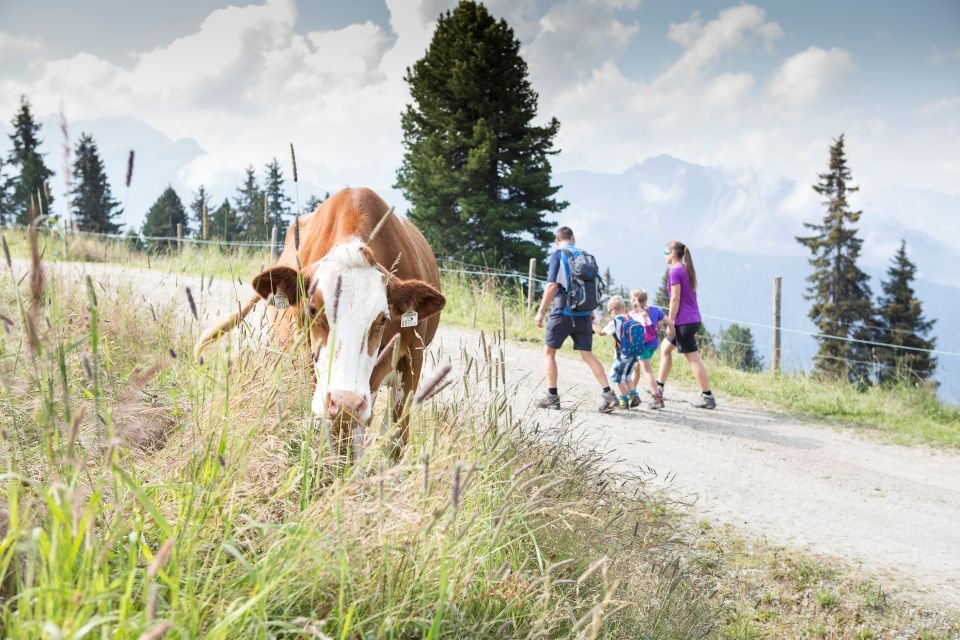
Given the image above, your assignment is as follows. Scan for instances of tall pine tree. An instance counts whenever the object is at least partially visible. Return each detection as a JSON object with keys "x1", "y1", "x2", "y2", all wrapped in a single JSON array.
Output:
[
  {"x1": 0, "y1": 156, "x2": 12, "y2": 224},
  {"x1": 7, "y1": 95, "x2": 54, "y2": 225},
  {"x1": 189, "y1": 185, "x2": 212, "y2": 239},
  {"x1": 235, "y1": 166, "x2": 266, "y2": 242},
  {"x1": 263, "y1": 158, "x2": 292, "y2": 236},
  {"x1": 875, "y1": 240, "x2": 936, "y2": 385},
  {"x1": 796, "y1": 134, "x2": 874, "y2": 383},
  {"x1": 655, "y1": 269, "x2": 670, "y2": 311},
  {"x1": 142, "y1": 186, "x2": 188, "y2": 249},
  {"x1": 71, "y1": 133, "x2": 122, "y2": 234},
  {"x1": 396, "y1": 0, "x2": 567, "y2": 272},
  {"x1": 209, "y1": 198, "x2": 241, "y2": 242}
]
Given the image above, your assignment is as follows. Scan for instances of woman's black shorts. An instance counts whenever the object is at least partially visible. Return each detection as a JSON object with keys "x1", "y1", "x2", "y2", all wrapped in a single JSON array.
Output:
[{"x1": 667, "y1": 322, "x2": 701, "y2": 353}]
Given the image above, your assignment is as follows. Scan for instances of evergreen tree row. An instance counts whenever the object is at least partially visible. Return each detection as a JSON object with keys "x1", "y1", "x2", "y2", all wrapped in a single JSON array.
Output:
[{"x1": 798, "y1": 135, "x2": 936, "y2": 386}]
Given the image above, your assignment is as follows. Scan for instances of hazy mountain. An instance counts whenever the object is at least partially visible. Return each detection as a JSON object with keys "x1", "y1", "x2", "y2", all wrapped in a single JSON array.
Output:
[{"x1": 554, "y1": 156, "x2": 959, "y2": 401}]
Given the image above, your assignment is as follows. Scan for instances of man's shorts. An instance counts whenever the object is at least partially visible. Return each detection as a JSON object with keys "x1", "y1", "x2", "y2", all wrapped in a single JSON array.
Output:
[
  {"x1": 610, "y1": 355, "x2": 638, "y2": 384},
  {"x1": 667, "y1": 322, "x2": 701, "y2": 354},
  {"x1": 545, "y1": 313, "x2": 593, "y2": 351}
]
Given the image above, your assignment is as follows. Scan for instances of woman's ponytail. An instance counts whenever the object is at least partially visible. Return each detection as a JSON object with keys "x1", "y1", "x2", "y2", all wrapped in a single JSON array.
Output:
[
  {"x1": 683, "y1": 246, "x2": 697, "y2": 291},
  {"x1": 667, "y1": 240, "x2": 698, "y2": 291}
]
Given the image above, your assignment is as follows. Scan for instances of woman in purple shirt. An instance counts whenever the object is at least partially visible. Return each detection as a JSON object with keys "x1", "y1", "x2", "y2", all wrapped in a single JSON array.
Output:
[{"x1": 654, "y1": 240, "x2": 716, "y2": 409}]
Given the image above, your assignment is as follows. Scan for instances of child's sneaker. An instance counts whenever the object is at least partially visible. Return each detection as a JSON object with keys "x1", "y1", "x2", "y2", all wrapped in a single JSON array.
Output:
[
  {"x1": 537, "y1": 392, "x2": 561, "y2": 409},
  {"x1": 649, "y1": 393, "x2": 665, "y2": 410},
  {"x1": 629, "y1": 393, "x2": 641, "y2": 408},
  {"x1": 618, "y1": 397, "x2": 630, "y2": 410}
]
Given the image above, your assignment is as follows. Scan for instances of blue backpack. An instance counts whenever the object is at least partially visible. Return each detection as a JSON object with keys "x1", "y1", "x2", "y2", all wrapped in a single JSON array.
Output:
[
  {"x1": 617, "y1": 315, "x2": 647, "y2": 357},
  {"x1": 559, "y1": 247, "x2": 603, "y2": 316}
]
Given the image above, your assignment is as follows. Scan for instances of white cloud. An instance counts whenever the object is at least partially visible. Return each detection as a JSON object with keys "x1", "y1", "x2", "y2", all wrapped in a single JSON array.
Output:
[
  {"x1": 523, "y1": 0, "x2": 639, "y2": 91},
  {"x1": 702, "y1": 71, "x2": 754, "y2": 110},
  {"x1": 662, "y1": 4, "x2": 782, "y2": 82},
  {"x1": 769, "y1": 46, "x2": 855, "y2": 106},
  {"x1": 920, "y1": 97, "x2": 960, "y2": 115},
  {"x1": 0, "y1": 32, "x2": 43, "y2": 56}
]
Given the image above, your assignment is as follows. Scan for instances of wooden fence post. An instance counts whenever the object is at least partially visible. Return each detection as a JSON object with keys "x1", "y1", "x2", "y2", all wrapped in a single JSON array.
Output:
[
  {"x1": 270, "y1": 225, "x2": 278, "y2": 261},
  {"x1": 527, "y1": 258, "x2": 537, "y2": 312},
  {"x1": 773, "y1": 275, "x2": 782, "y2": 374},
  {"x1": 177, "y1": 223, "x2": 183, "y2": 252}
]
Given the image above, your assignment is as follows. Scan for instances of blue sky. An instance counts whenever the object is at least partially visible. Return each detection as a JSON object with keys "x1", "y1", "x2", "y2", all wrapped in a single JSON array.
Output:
[{"x1": 0, "y1": 0, "x2": 958, "y2": 228}]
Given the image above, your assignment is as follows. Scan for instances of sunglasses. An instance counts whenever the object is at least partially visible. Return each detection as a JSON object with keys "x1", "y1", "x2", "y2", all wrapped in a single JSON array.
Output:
[{"x1": 663, "y1": 248, "x2": 672, "y2": 255}]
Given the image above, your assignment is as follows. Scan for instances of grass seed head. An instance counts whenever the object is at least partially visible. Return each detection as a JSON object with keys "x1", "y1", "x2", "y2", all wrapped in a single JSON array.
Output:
[
  {"x1": 185, "y1": 286, "x2": 198, "y2": 320},
  {"x1": 126, "y1": 150, "x2": 135, "y2": 188}
]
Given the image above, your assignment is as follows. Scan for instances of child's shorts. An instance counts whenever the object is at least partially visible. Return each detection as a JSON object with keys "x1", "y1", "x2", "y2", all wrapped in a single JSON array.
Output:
[
  {"x1": 638, "y1": 344, "x2": 658, "y2": 360},
  {"x1": 610, "y1": 355, "x2": 638, "y2": 384}
]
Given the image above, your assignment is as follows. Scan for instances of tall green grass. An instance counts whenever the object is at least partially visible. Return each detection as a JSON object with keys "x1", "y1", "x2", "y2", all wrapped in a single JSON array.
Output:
[{"x1": 0, "y1": 245, "x2": 717, "y2": 637}]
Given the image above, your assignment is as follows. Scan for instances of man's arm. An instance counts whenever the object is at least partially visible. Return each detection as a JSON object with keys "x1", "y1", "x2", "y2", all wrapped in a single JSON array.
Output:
[{"x1": 535, "y1": 282, "x2": 559, "y2": 328}]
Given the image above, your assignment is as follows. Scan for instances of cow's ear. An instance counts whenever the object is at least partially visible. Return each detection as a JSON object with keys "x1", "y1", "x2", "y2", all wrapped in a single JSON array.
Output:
[
  {"x1": 387, "y1": 278, "x2": 446, "y2": 320},
  {"x1": 252, "y1": 265, "x2": 308, "y2": 303}
]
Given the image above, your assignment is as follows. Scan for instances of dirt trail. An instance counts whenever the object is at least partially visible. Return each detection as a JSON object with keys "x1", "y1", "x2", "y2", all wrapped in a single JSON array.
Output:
[{"x1": 35, "y1": 260, "x2": 960, "y2": 610}]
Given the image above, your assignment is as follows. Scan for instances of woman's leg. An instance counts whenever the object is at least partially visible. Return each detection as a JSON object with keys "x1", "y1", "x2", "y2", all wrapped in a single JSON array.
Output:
[
  {"x1": 684, "y1": 351, "x2": 712, "y2": 392},
  {"x1": 657, "y1": 340, "x2": 675, "y2": 384}
]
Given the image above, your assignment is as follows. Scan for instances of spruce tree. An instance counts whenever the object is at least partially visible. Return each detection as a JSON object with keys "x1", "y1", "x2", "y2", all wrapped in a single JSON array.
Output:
[
  {"x1": 263, "y1": 158, "x2": 293, "y2": 236},
  {"x1": 303, "y1": 193, "x2": 327, "y2": 214},
  {"x1": 142, "y1": 186, "x2": 188, "y2": 250},
  {"x1": 7, "y1": 95, "x2": 54, "y2": 225},
  {"x1": 189, "y1": 186, "x2": 211, "y2": 238},
  {"x1": 717, "y1": 324, "x2": 763, "y2": 372},
  {"x1": 235, "y1": 166, "x2": 267, "y2": 242},
  {"x1": 875, "y1": 240, "x2": 936, "y2": 384},
  {"x1": 209, "y1": 198, "x2": 241, "y2": 242},
  {"x1": 71, "y1": 133, "x2": 122, "y2": 234},
  {"x1": 796, "y1": 134, "x2": 874, "y2": 383},
  {"x1": 655, "y1": 269, "x2": 670, "y2": 310},
  {"x1": 396, "y1": 0, "x2": 567, "y2": 272},
  {"x1": 0, "y1": 156, "x2": 12, "y2": 225}
]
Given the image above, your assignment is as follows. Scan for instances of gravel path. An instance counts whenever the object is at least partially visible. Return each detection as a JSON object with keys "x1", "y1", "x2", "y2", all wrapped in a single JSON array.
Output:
[{"x1": 36, "y1": 260, "x2": 960, "y2": 610}]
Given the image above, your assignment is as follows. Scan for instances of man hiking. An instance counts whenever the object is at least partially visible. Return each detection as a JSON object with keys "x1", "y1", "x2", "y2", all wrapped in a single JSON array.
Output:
[{"x1": 534, "y1": 226, "x2": 619, "y2": 413}]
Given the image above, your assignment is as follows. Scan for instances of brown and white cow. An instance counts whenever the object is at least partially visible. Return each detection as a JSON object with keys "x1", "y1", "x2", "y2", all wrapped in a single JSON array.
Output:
[{"x1": 194, "y1": 187, "x2": 445, "y2": 459}]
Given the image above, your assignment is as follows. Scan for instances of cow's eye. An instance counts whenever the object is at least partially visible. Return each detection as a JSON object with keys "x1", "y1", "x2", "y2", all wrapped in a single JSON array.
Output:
[
  {"x1": 379, "y1": 314, "x2": 389, "y2": 328},
  {"x1": 309, "y1": 306, "x2": 318, "y2": 318}
]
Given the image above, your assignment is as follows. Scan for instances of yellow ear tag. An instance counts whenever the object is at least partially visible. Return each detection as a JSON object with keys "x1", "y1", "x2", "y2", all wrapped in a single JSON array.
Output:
[{"x1": 400, "y1": 310, "x2": 419, "y2": 328}]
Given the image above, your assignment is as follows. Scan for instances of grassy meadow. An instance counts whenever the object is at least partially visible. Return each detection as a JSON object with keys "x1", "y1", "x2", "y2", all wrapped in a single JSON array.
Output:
[{"x1": 0, "y1": 228, "x2": 957, "y2": 638}]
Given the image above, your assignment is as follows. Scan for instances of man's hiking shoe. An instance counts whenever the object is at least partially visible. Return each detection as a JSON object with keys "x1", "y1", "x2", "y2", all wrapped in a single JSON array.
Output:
[
  {"x1": 691, "y1": 393, "x2": 717, "y2": 410},
  {"x1": 649, "y1": 393, "x2": 665, "y2": 410},
  {"x1": 599, "y1": 391, "x2": 619, "y2": 413},
  {"x1": 629, "y1": 394, "x2": 641, "y2": 408},
  {"x1": 537, "y1": 393, "x2": 561, "y2": 409}
]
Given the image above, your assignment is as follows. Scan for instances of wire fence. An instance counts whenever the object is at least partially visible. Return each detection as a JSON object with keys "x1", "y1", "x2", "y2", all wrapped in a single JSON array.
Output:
[{"x1": 3, "y1": 222, "x2": 954, "y2": 365}]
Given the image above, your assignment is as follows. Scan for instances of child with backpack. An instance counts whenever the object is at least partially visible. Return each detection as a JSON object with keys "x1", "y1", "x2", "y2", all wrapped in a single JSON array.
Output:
[
  {"x1": 593, "y1": 295, "x2": 645, "y2": 409},
  {"x1": 629, "y1": 288, "x2": 666, "y2": 409}
]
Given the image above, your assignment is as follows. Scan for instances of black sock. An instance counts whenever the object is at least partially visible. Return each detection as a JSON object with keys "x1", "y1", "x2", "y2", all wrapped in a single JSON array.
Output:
[
  {"x1": 703, "y1": 390, "x2": 712, "y2": 396},
  {"x1": 602, "y1": 386, "x2": 611, "y2": 394},
  {"x1": 656, "y1": 380, "x2": 665, "y2": 390},
  {"x1": 548, "y1": 387, "x2": 558, "y2": 396}
]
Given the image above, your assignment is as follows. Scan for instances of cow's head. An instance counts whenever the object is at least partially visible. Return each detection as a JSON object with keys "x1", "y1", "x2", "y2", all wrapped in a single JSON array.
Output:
[{"x1": 251, "y1": 240, "x2": 445, "y2": 454}]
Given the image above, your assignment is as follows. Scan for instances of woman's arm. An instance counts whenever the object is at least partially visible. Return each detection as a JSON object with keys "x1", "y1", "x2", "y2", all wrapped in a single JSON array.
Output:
[{"x1": 668, "y1": 283, "x2": 681, "y2": 324}]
